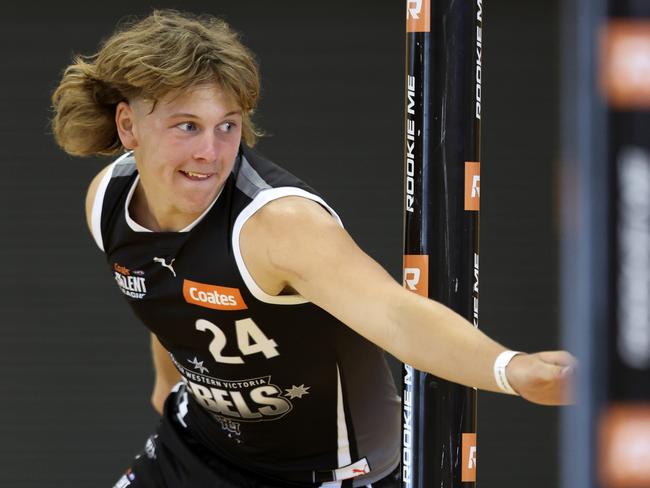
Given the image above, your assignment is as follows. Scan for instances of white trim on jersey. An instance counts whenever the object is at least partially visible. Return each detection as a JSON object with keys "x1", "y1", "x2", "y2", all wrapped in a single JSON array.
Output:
[
  {"x1": 124, "y1": 175, "x2": 151, "y2": 232},
  {"x1": 336, "y1": 364, "x2": 352, "y2": 470},
  {"x1": 320, "y1": 481, "x2": 342, "y2": 487},
  {"x1": 231, "y1": 186, "x2": 343, "y2": 305},
  {"x1": 90, "y1": 152, "x2": 132, "y2": 251},
  {"x1": 319, "y1": 366, "x2": 376, "y2": 487},
  {"x1": 123, "y1": 174, "x2": 224, "y2": 233},
  {"x1": 318, "y1": 365, "x2": 350, "y2": 488}
]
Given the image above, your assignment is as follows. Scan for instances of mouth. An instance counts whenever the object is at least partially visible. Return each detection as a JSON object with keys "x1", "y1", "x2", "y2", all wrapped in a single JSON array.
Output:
[{"x1": 179, "y1": 170, "x2": 215, "y2": 181}]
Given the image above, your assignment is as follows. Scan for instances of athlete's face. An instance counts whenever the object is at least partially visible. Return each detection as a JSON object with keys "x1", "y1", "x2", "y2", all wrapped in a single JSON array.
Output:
[{"x1": 116, "y1": 84, "x2": 242, "y2": 229}]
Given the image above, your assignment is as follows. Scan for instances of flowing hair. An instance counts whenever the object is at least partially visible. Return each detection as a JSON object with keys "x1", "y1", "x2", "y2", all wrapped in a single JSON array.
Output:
[{"x1": 51, "y1": 9, "x2": 261, "y2": 156}]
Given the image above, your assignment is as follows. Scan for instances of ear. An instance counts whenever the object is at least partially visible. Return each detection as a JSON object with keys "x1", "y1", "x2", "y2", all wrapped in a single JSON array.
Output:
[{"x1": 115, "y1": 101, "x2": 139, "y2": 150}]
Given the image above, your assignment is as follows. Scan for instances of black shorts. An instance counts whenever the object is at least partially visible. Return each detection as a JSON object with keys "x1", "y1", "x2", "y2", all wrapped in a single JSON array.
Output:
[{"x1": 112, "y1": 390, "x2": 400, "y2": 488}]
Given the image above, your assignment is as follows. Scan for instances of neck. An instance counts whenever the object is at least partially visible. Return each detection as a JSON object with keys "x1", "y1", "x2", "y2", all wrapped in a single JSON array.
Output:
[{"x1": 131, "y1": 182, "x2": 200, "y2": 232}]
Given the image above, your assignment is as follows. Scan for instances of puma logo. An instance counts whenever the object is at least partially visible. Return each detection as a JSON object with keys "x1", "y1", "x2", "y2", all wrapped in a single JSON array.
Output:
[{"x1": 153, "y1": 257, "x2": 176, "y2": 277}]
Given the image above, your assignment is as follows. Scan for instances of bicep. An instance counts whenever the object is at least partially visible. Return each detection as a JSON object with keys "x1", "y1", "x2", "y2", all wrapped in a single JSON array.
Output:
[
  {"x1": 241, "y1": 198, "x2": 405, "y2": 349},
  {"x1": 284, "y1": 223, "x2": 404, "y2": 347}
]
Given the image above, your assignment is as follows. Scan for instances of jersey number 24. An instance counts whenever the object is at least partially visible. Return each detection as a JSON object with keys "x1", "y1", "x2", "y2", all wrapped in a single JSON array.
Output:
[{"x1": 195, "y1": 318, "x2": 280, "y2": 364}]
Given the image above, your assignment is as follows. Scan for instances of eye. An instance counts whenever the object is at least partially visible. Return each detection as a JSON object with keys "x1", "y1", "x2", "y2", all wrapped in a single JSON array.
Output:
[
  {"x1": 218, "y1": 121, "x2": 237, "y2": 133},
  {"x1": 176, "y1": 122, "x2": 197, "y2": 132}
]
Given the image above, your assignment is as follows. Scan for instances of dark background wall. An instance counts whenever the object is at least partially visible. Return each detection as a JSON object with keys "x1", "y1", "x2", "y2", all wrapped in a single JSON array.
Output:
[{"x1": 0, "y1": 1, "x2": 560, "y2": 486}]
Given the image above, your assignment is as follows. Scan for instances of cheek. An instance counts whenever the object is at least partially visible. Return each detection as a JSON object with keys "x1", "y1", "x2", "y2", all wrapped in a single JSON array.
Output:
[
  {"x1": 225, "y1": 148, "x2": 240, "y2": 172},
  {"x1": 154, "y1": 142, "x2": 187, "y2": 172},
  {"x1": 221, "y1": 136, "x2": 241, "y2": 165}
]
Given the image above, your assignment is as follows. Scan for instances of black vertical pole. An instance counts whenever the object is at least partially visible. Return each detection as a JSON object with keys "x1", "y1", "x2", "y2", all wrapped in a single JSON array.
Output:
[
  {"x1": 561, "y1": 1, "x2": 650, "y2": 488},
  {"x1": 401, "y1": 1, "x2": 481, "y2": 487}
]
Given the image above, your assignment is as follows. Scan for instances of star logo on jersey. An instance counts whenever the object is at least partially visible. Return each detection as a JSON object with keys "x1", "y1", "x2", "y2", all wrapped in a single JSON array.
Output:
[
  {"x1": 285, "y1": 384, "x2": 310, "y2": 399},
  {"x1": 187, "y1": 357, "x2": 209, "y2": 374}
]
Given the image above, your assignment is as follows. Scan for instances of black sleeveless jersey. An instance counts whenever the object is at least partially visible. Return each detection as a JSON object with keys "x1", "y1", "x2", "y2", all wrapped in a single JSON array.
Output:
[{"x1": 91, "y1": 146, "x2": 400, "y2": 486}]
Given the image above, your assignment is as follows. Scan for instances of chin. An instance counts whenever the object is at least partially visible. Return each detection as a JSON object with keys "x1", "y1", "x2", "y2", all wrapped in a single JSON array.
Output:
[{"x1": 178, "y1": 193, "x2": 218, "y2": 216}]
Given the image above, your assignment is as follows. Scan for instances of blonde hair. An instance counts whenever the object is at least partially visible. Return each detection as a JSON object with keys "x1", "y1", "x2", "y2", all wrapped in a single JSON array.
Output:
[{"x1": 51, "y1": 10, "x2": 261, "y2": 156}]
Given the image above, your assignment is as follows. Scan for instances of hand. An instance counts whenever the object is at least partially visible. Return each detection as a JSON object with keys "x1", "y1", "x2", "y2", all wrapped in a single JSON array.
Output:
[{"x1": 506, "y1": 351, "x2": 576, "y2": 405}]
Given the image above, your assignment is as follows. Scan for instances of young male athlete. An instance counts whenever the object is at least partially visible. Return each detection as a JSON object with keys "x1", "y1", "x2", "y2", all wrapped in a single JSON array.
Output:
[{"x1": 51, "y1": 10, "x2": 575, "y2": 488}]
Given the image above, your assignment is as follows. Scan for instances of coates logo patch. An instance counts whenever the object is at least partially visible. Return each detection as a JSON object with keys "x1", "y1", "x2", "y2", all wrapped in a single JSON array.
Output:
[
  {"x1": 406, "y1": 0, "x2": 430, "y2": 33},
  {"x1": 465, "y1": 162, "x2": 481, "y2": 211},
  {"x1": 183, "y1": 280, "x2": 247, "y2": 310},
  {"x1": 599, "y1": 403, "x2": 650, "y2": 488},
  {"x1": 403, "y1": 255, "x2": 429, "y2": 297},
  {"x1": 113, "y1": 263, "x2": 147, "y2": 299},
  {"x1": 462, "y1": 433, "x2": 477, "y2": 482},
  {"x1": 600, "y1": 21, "x2": 650, "y2": 109}
]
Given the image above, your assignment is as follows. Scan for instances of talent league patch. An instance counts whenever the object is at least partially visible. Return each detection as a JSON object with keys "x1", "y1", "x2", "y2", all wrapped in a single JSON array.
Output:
[{"x1": 112, "y1": 262, "x2": 147, "y2": 299}]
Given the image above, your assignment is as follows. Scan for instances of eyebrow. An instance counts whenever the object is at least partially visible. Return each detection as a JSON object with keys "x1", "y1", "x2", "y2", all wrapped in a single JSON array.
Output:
[{"x1": 168, "y1": 110, "x2": 242, "y2": 119}]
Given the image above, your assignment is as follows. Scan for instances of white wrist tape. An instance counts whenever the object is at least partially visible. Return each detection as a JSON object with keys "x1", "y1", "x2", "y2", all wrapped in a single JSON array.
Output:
[{"x1": 493, "y1": 350, "x2": 522, "y2": 395}]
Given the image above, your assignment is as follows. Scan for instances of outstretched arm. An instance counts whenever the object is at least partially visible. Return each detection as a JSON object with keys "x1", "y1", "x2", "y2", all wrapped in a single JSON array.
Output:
[{"x1": 240, "y1": 196, "x2": 575, "y2": 405}]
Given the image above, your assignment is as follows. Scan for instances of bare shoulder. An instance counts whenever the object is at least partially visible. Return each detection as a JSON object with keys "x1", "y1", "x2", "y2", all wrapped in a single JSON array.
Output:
[
  {"x1": 84, "y1": 164, "x2": 113, "y2": 233},
  {"x1": 246, "y1": 195, "x2": 339, "y2": 236},
  {"x1": 239, "y1": 195, "x2": 345, "y2": 294},
  {"x1": 240, "y1": 193, "x2": 398, "y2": 325},
  {"x1": 242, "y1": 195, "x2": 344, "y2": 252}
]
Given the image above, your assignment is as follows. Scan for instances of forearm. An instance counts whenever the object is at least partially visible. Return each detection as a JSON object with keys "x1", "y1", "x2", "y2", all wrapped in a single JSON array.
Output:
[
  {"x1": 386, "y1": 289, "x2": 507, "y2": 392},
  {"x1": 151, "y1": 381, "x2": 171, "y2": 415},
  {"x1": 246, "y1": 199, "x2": 574, "y2": 404}
]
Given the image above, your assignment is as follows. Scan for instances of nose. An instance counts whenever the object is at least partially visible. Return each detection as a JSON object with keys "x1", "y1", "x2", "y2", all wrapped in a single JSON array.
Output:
[{"x1": 192, "y1": 131, "x2": 220, "y2": 163}]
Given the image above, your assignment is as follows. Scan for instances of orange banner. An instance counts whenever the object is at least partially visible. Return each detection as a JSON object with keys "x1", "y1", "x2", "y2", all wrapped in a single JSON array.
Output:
[
  {"x1": 600, "y1": 21, "x2": 650, "y2": 109},
  {"x1": 462, "y1": 433, "x2": 477, "y2": 482},
  {"x1": 406, "y1": 0, "x2": 430, "y2": 33},
  {"x1": 183, "y1": 279, "x2": 248, "y2": 311},
  {"x1": 599, "y1": 404, "x2": 650, "y2": 488},
  {"x1": 403, "y1": 255, "x2": 429, "y2": 297},
  {"x1": 464, "y1": 162, "x2": 481, "y2": 211}
]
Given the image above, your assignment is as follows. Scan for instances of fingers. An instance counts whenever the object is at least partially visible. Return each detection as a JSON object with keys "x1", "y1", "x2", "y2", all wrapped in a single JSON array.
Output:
[
  {"x1": 536, "y1": 351, "x2": 578, "y2": 398},
  {"x1": 508, "y1": 352, "x2": 577, "y2": 405},
  {"x1": 541, "y1": 361, "x2": 575, "y2": 404},
  {"x1": 536, "y1": 350, "x2": 578, "y2": 368}
]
